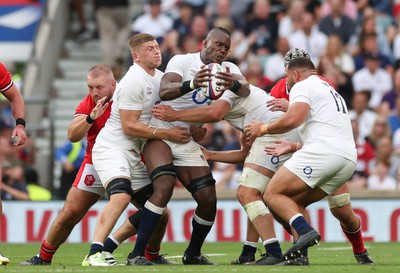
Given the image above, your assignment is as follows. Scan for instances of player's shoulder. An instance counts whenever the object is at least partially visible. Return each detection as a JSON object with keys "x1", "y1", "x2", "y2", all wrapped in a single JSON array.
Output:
[{"x1": 170, "y1": 52, "x2": 198, "y2": 63}]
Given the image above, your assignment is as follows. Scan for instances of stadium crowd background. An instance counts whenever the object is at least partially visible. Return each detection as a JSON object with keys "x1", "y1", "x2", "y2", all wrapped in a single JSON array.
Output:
[{"x1": 2, "y1": 0, "x2": 400, "y2": 200}]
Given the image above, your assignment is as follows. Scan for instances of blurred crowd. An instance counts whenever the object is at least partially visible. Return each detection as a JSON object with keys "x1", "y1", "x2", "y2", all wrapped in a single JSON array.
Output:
[{"x1": 3, "y1": 0, "x2": 400, "y2": 200}]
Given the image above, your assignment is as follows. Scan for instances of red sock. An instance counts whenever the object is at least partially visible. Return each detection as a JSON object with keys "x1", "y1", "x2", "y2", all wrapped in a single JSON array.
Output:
[
  {"x1": 39, "y1": 240, "x2": 58, "y2": 262},
  {"x1": 342, "y1": 225, "x2": 365, "y2": 254},
  {"x1": 144, "y1": 245, "x2": 160, "y2": 261}
]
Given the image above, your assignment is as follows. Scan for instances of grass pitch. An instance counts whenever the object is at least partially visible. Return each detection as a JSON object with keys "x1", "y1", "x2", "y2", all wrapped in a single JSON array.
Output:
[{"x1": 1, "y1": 242, "x2": 398, "y2": 272}]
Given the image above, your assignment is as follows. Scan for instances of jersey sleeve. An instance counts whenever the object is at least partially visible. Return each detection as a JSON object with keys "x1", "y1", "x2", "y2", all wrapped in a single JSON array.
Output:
[
  {"x1": 219, "y1": 90, "x2": 238, "y2": 106},
  {"x1": 222, "y1": 62, "x2": 242, "y2": 75},
  {"x1": 289, "y1": 82, "x2": 311, "y2": 106},
  {"x1": 0, "y1": 63, "x2": 13, "y2": 92},
  {"x1": 118, "y1": 79, "x2": 145, "y2": 111},
  {"x1": 164, "y1": 54, "x2": 187, "y2": 77}
]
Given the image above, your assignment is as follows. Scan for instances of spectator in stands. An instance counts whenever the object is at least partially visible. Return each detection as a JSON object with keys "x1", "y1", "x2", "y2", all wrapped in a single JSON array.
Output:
[
  {"x1": 95, "y1": 0, "x2": 130, "y2": 68},
  {"x1": 320, "y1": 66, "x2": 354, "y2": 108},
  {"x1": 319, "y1": 0, "x2": 357, "y2": 21},
  {"x1": 319, "y1": 34, "x2": 355, "y2": 76},
  {"x1": 171, "y1": 1, "x2": 193, "y2": 50},
  {"x1": 54, "y1": 140, "x2": 86, "y2": 199},
  {"x1": 318, "y1": 0, "x2": 356, "y2": 45},
  {"x1": 387, "y1": 96, "x2": 400, "y2": 135},
  {"x1": 347, "y1": 119, "x2": 374, "y2": 191},
  {"x1": 1, "y1": 163, "x2": 29, "y2": 201},
  {"x1": 264, "y1": 37, "x2": 290, "y2": 82},
  {"x1": 382, "y1": 68, "x2": 400, "y2": 112},
  {"x1": 352, "y1": 52, "x2": 392, "y2": 109},
  {"x1": 287, "y1": 11, "x2": 328, "y2": 66},
  {"x1": 244, "y1": 58, "x2": 273, "y2": 92},
  {"x1": 369, "y1": 135, "x2": 397, "y2": 180},
  {"x1": 244, "y1": 0, "x2": 278, "y2": 55},
  {"x1": 72, "y1": 0, "x2": 93, "y2": 42},
  {"x1": 207, "y1": 0, "x2": 243, "y2": 30},
  {"x1": 25, "y1": 168, "x2": 52, "y2": 201},
  {"x1": 367, "y1": 160, "x2": 398, "y2": 190},
  {"x1": 183, "y1": 0, "x2": 207, "y2": 15},
  {"x1": 366, "y1": 115, "x2": 392, "y2": 149},
  {"x1": 186, "y1": 14, "x2": 209, "y2": 51},
  {"x1": 348, "y1": 91, "x2": 377, "y2": 140},
  {"x1": 353, "y1": 32, "x2": 392, "y2": 73},
  {"x1": 132, "y1": 0, "x2": 173, "y2": 46},
  {"x1": 278, "y1": 0, "x2": 305, "y2": 39}
]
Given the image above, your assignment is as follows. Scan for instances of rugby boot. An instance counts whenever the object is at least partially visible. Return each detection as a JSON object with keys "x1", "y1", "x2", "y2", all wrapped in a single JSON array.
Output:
[
  {"x1": 0, "y1": 253, "x2": 10, "y2": 266},
  {"x1": 150, "y1": 254, "x2": 178, "y2": 265},
  {"x1": 354, "y1": 250, "x2": 375, "y2": 265},
  {"x1": 126, "y1": 255, "x2": 155, "y2": 266},
  {"x1": 182, "y1": 253, "x2": 215, "y2": 265},
  {"x1": 252, "y1": 253, "x2": 282, "y2": 265},
  {"x1": 283, "y1": 228, "x2": 320, "y2": 260},
  {"x1": 231, "y1": 253, "x2": 255, "y2": 265},
  {"x1": 19, "y1": 255, "x2": 50, "y2": 266},
  {"x1": 101, "y1": 251, "x2": 117, "y2": 265}
]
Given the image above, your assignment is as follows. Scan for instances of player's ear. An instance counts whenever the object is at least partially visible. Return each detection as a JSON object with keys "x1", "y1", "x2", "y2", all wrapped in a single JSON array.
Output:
[
  {"x1": 131, "y1": 52, "x2": 138, "y2": 62},
  {"x1": 202, "y1": 38, "x2": 208, "y2": 48}
]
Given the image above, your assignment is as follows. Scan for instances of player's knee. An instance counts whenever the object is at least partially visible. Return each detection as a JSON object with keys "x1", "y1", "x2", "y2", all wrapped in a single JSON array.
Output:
[
  {"x1": 106, "y1": 178, "x2": 133, "y2": 198},
  {"x1": 238, "y1": 167, "x2": 269, "y2": 195},
  {"x1": 243, "y1": 200, "x2": 269, "y2": 221},
  {"x1": 132, "y1": 184, "x2": 153, "y2": 208},
  {"x1": 149, "y1": 163, "x2": 176, "y2": 182},
  {"x1": 58, "y1": 206, "x2": 84, "y2": 226},
  {"x1": 236, "y1": 185, "x2": 261, "y2": 206},
  {"x1": 186, "y1": 173, "x2": 215, "y2": 195},
  {"x1": 327, "y1": 193, "x2": 351, "y2": 209},
  {"x1": 128, "y1": 210, "x2": 142, "y2": 230}
]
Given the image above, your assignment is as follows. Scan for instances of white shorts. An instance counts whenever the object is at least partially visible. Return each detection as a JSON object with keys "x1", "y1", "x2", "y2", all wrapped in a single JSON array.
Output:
[
  {"x1": 163, "y1": 140, "x2": 209, "y2": 167},
  {"x1": 238, "y1": 130, "x2": 300, "y2": 191},
  {"x1": 245, "y1": 129, "x2": 301, "y2": 171},
  {"x1": 72, "y1": 159, "x2": 105, "y2": 196},
  {"x1": 284, "y1": 149, "x2": 356, "y2": 194},
  {"x1": 92, "y1": 145, "x2": 151, "y2": 191}
]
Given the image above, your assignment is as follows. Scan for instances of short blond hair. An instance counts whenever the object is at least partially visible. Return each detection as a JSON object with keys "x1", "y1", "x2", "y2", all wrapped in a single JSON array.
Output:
[
  {"x1": 88, "y1": 64, "x2": 114, "y2": 79},
  {"x1": 129, "y1": 33, "x2": 156, "y2": 53}
]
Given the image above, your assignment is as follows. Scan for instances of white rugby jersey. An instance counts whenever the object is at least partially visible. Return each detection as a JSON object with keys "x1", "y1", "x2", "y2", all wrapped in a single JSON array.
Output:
[
  {"x1": 289, "y1": 75, "x2": 357, "y2": 162},
  {"x1": 150, "y1": 52, "x2": 242, "y2": 129},
  {"x1": 222, "y1": 85, "x2": 283, "y2": 131},
  {"x1": 95, "y1": 63, "x2": 163, "y2": 151}
]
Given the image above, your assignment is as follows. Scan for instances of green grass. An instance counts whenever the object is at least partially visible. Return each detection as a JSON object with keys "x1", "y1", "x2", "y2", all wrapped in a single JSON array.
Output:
[{"x1": 1, "y1": 242, "x2": 398, "y2": 272}]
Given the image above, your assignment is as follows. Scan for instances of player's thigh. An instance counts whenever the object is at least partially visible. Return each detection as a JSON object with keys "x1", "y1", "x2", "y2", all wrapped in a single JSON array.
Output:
[
  {"x1": 73, "y1": 160, "x2": 105, "y2": 196},
  {"x1": 247, "y1": 131, "x2": 300, "y2": 172},
  {"x1": 330, "y1": 181, "x2": 350, "y2": 196},
  {"x1": 175, "y1": 166, "x2": 211, "y2": 187},
  {"x1": 282, "y1": 150, "x2": 355, "y2": 195},
  {"x1": 166, "y1": 140, "x2": 209, "y2": 168},
  {"x1": 142, "y1": 139, "x2": 173, "y2": 174},
  {"x1": 62, "y1": 187, "x2": 100, "y2": 220},
  {"x1": 93, "y1": 145, "x2": 150, "y2": 190},
  {"x1": 265, "y1": 165, "x2": 308, "y2": 197}
]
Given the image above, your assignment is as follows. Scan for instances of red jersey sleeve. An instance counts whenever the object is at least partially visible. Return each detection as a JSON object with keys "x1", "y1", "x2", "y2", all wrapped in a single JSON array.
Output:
[
  {"x1": 270, "y1": 78, "x2": 289, "y2": 100},
  {"x1": 0, "y1": 63, "x2": 13, "y2": 92}
]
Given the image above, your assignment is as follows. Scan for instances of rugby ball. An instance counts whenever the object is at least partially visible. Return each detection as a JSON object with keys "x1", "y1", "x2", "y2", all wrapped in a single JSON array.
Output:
[{"x1": 201, "y1": 63, "x2": 226, "y2": 100}]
